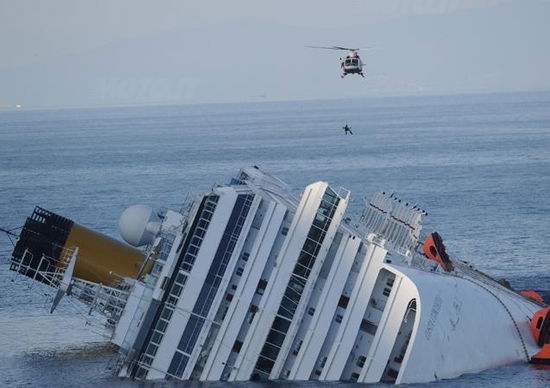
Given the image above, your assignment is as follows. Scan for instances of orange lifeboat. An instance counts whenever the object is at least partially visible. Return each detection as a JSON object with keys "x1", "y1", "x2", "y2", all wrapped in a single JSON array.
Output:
[
  {"x1": 530, "y1": 307, "x2": 550, "y2": 364},
  {"x1": 520, "y1": 290, "x2": 544, "y2": 303},
  {"x1": 423, "y1": 232, "x2": 454, "y2": 272}
]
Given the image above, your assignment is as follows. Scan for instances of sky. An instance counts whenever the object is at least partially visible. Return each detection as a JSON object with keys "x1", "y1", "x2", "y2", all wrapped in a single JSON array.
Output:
[{"x1": 0, "y1": 0, "x2": 549, "y2": 108}]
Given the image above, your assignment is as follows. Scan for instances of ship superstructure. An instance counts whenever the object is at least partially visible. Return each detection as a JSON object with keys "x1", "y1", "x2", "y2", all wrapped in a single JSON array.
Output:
[{"x1": 6, "y1": 167, "x2": 549, "y2": 383}]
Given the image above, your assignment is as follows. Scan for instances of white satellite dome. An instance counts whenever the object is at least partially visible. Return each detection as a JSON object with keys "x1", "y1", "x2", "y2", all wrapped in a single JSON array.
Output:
[{"x1": 118, "y1": 204, "x2": 161, "y2": 247}]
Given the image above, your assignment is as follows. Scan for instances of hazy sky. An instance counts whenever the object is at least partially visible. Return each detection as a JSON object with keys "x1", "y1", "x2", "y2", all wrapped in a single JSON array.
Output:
[{"x1": 1, "y1": 0, "x2": 549, "y2": 107}]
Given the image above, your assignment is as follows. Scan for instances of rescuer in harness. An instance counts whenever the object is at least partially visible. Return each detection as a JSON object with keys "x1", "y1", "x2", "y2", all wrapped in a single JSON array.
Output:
[{"x1": 343, "y1": 124, "x2": 353, "y2": 135}]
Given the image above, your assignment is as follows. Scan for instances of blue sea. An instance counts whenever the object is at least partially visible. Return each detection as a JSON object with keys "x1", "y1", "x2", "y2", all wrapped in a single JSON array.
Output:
[{"x1": 1, "y1": 92, "x2": 549, "y2": 387}]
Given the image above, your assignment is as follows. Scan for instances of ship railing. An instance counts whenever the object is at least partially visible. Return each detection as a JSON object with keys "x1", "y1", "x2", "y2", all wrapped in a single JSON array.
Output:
[
  {"x1": 9, "y1": 247, "x2": 132, "y2": 326},
  {"x1": 106, "y1": 354, "x2": 127, "y2": 375},
  {"x1": 359, "y1": 192, "x2": 425, "y2": 256},
  {"x1": 131, "y1": 353, "x2": 185, "y2": 381},
  {"x1": 68, "y1": 277, "x2": 132, "y2": 325},
  {"x1": 452, "y1": 260, "x2": 543, "y2": 305},
  {"x1": 9, "y1": 248, "x2": 75, "y2": 288},
  {"x1": 235, "y1": 168, "x2": 298, "y2": 205},
  {"x1": 409, "y1": 245, "x2": 545, "y2": 309},
  {"x1": 454, "y1": 261, "x2": 506, "y2": 288},
  {"x1": 9, "y1": 249, "x2": 34, "y2": 278},
  {"x1": 114, "y1": 284, "x2": 154, "y2": 353},
  {"x1": 51, "y1": 246, "x2": 78, "y2": 286},
  {"x1": 336, "y1": 186, "x2": 351, "y2": 200},
  {"x1": 451, "y1": 260, "x2": 531, "y2": 361},
  {"x1": 118, "y1": 351, "x2": 177, "y2": 381},
  {"x1": 139, "y1": 232, "x2": 178, "y2": 289},
  {"x1": 409, "y1": 250, "x2": 440, "y2": 272},
  {"x1": 178, "y1": 193, "x2": 194, "y2": 217}
]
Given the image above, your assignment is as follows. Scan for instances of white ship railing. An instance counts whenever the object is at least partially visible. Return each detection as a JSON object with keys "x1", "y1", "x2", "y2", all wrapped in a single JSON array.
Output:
[
  {"x1": 10, "y1": 247, "x2": 132, "y2": 328},
  {"x1": 360, "y1": 192, "x2": 426, "y2": 255},
  {"x1": 452, "y1": 261, "x2": 531, "y2": 361}
]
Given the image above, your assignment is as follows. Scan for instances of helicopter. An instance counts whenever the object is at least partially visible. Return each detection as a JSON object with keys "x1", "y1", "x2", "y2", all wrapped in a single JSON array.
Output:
[{"x1": 308, "y1": 46, "x2": 365, "y2": 78}]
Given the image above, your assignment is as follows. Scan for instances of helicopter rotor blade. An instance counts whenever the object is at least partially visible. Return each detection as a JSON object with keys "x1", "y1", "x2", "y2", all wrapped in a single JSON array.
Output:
[
  {"x1": 306, "y1": 45, "x2": 358, "y2": 51},
  {"x1": 332, "y1": 46, "x2": 360, "y2": 51}
]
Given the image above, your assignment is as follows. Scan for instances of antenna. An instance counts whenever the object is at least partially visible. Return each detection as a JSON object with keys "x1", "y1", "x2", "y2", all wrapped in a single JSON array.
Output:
[
  {"x1": 0, "y1": 226, "x2": 19, "y2": 237},
  {"x1": 0, "y1": 226, "x2": 20, "y2": 247}
]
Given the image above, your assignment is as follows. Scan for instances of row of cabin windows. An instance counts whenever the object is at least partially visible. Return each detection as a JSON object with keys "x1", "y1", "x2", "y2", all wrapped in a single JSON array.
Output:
[
  {"x1": 278, "y1": 275, "x2": 306, "y2": 319},
  {"x1": 167, "y1": 272, "x2": 188, "y2": 306},
  {"x1": 140, "y1": 304, "x2": 175, "y2": 370},
  {"x1": 180, "y1": 196, "x2": 219, "y2": 273},
  {"x1": 253, "y1": 189, "x2": 340, "y2": 376},
  {"x1": 254, "y1": 316, "x2": 291, "y2": 374},
  {"x1": 169, "y1": 351, "x2": 190, "y2": 379},
  {"x1": 228, "y1": 253, "x2": 248, "y2": 293},
  {"x1": 156, "y1": 233, "x2": 175, "y2": 264},
  {"x1": 138, "y1": 270, "x2": 189, "y2": 375},
  {"x1": 147, "y1": 196, "x2": 219, "y2": 372},
  {"x1": 305, "y1": 294, "x2": 347, "y2": 319},
  {"x1": 169, "y1": 195, "x2": 254, "y2": 377}
]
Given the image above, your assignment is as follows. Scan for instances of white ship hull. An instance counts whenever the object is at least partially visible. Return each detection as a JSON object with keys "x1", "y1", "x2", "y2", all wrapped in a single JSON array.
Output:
[
  {"x1": 379, "y1": 265, "x2": 538, "y2": 383},
  {"x1": 6, "y1": 167, "x2": 547, "y2": 384}
]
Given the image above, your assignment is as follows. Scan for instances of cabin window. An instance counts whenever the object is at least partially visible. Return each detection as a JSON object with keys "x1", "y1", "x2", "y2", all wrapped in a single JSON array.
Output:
[
  {"x1": 256, "y1": 279, "x2": 268, "y2": 294},
  {"x1": 360, "y1": 319, "x2": 378, "y2": 335},
  {"x1": 338, "y1": 295, "x2": 350, "y2": 309},
  {"x1": 273, "y1": 316, "x2": 291, "y2": 332},
  {"x1": 232, "y1": 340, "x2": 243, "y2": 353}
]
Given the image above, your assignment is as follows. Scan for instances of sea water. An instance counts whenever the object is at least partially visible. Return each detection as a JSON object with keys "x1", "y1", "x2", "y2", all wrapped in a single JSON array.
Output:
[{"x1": 0, "y1": 92, "x2": 549, "y2": 387}]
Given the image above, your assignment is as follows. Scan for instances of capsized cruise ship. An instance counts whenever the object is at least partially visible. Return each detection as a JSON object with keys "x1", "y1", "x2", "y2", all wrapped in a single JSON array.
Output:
[{"x1": 6, "y1": 167, "x2": 550, "y2": 383}]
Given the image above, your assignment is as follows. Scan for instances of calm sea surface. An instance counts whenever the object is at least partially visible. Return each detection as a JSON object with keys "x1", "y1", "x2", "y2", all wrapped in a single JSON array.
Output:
[{"x1": 1, "y1": 92, "x2": 549, "y2": 387}]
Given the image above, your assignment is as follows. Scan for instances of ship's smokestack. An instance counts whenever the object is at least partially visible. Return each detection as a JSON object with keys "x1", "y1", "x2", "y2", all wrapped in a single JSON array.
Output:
[{"x1": 10, "y1": 207, "x2": 145, "y2": 286}]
